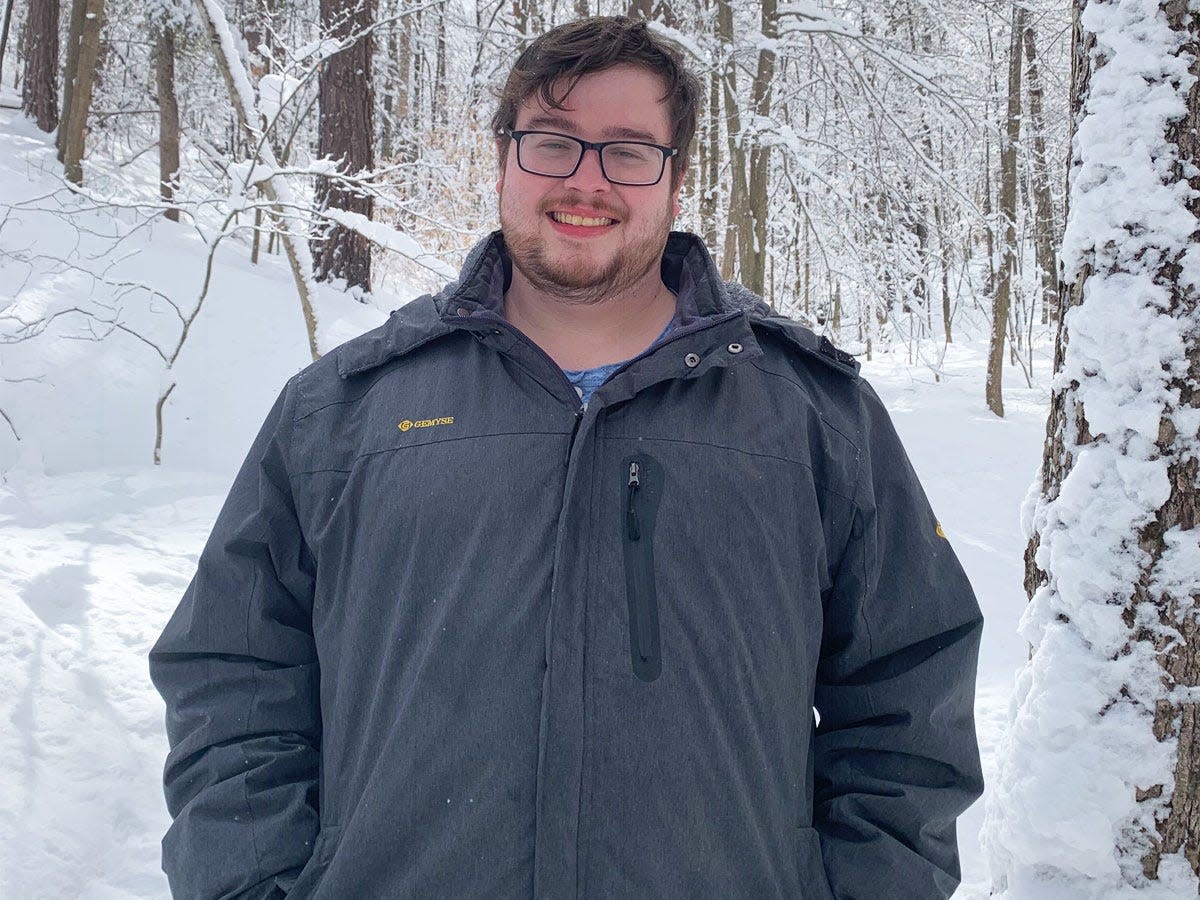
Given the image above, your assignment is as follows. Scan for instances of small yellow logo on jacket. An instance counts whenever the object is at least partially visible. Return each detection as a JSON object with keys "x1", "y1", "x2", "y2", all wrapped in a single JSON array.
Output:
[{"x1": 399, "y1": 416, "x2": 454, "y2": 432}]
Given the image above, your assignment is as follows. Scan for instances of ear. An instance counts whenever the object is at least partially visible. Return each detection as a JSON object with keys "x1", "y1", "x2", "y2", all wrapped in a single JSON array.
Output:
[{"x1": 670, "y1": 163, "x2": 687, "y2": 218}]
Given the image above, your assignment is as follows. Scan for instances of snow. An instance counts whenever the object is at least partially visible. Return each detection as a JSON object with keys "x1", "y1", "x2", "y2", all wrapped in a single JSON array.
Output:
[
  {"x1": 0, "y1": 343, "x2": 1046, "y2": 895},
  {"x1": 257, "y1": 73, "x2": 305, "y2": 127},
  {"x1": 0, "y1": 71, "x2": 1177, "y2": 900},
  {"x1": 983, "y1": 0, "x2": 1200, "y2": 894},
  {"x1": 320, "y1": 208, "x2": 459, "y2": 280}
]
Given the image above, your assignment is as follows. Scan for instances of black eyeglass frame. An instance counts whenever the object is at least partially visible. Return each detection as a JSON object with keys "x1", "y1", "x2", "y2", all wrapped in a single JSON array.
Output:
[{"x1": 501, "y1": 128, "x2": 679, "y2": 186}]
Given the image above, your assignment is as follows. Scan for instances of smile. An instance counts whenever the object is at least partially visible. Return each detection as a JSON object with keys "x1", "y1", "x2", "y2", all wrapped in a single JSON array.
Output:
[{"x1": 549, "y1": 211, "x2": 616, "y2": 227}]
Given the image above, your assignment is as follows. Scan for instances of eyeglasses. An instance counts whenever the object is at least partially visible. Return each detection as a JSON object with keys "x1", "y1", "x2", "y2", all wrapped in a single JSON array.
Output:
[{"x1": 501, "y1": 129, "x2": 678, "y2": 187}]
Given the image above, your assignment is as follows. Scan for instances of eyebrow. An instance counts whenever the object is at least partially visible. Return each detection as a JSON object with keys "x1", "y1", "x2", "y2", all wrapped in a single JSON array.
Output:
[{"x1": 522, "y1": 113, "x2": 663, "y2": 144}]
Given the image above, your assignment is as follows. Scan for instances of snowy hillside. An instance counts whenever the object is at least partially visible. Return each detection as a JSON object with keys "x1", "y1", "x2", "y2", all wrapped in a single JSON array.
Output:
[{"x1": 0, "y1": 104, "x2": 1046, "y2": 898}]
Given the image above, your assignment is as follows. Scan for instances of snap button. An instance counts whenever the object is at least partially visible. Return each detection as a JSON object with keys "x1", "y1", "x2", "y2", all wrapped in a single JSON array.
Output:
[
  {"x1": 684, "y1": 352, "x2": 701, "y2": 368},
  {"x1": 456, "y1": 306, "x2": 469, "y2": 317},
  {"x1": 728, "y1": 343, "x2": 743, "y2": 354}
]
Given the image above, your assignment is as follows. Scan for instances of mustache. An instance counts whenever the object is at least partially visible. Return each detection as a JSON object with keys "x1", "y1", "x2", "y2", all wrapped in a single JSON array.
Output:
[{"x1": 538, "y1": 197, "x2": 625, "y2": 219}]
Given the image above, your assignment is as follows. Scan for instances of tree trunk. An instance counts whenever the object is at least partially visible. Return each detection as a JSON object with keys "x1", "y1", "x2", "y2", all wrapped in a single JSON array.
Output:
[
  {"x1": 699, "y1": 65, "x2": 720, "y2": 250},
  {"x1": 58, "y1": 0, "x2": 87, "y2": 161},
  {"x1": 156, "y1": 26, "x2": 180, "y2": 222},
  {"x1": 986, "y1": 2, "x2": 1023, "y2": 418},
  {"x1": 21, "y1": 0, "x2": 58, "y2": 133},
  {"x1": 716, "y1": 0, "x2": 748, "y2": 282},
  {"x1": 1023, "y1": 22, "x2": 1060, "y2": 326},
  {"x1": 1003, "y1": 0, "x2": 1200, "y2": 890},
  {"x1": 433, "y1": 3, "x2": 447, "y2": 127},
  {"x1": 982, "y1": 22, "x2": 997, "y2": 300},
  {"x1": 0, "y1": 0, "x2": 17, "y2": 88},
  {"x1": 312, "y1": 0, "x2": 376, "y2": 292},
  {"x1": 62, "y1": 0, "x2": 105, "y2": 186},
  {"x1": 936, "y1": 196, "x2": 953, "y2": 343},
  {"x1": 739, "y1": 0, "x2": 777, "y2": 297},
  {"x1": 1144, "y1": 0, "x2": 1200, "y2": 877}
]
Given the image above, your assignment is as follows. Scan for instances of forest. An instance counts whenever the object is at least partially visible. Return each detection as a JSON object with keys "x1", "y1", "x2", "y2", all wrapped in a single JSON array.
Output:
[{"x1": 0, "y1": 0, "x2": 1197, "y2": 896}]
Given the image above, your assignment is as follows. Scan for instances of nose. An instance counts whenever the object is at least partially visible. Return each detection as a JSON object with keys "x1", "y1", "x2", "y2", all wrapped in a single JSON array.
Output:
[{"x1": 563, "y1": 146, "x2": 610, "y2": 191}]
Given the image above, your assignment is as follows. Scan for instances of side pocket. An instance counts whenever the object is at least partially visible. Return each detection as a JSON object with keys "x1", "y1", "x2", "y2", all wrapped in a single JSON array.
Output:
[
  {"x1": 283, "y1": 825, "x2": 342, "y2": 899},
  {"x1": 796, "y1": 827, "x2": 836, "y2": 900},
  {"x1": 621, "y1": 454, "x2": 664, "y2": 682}
]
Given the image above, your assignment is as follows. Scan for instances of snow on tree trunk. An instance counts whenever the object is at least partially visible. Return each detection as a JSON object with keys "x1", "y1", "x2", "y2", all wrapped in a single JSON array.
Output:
[
  {"x1": 985, "y1": 0, "x2": 1200, "y2": 894},
  {"x1": 312, "y1": 0, "x2": 376, "y2": 292}
]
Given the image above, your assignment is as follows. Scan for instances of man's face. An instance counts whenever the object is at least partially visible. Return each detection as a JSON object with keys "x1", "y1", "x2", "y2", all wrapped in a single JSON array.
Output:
[{"x1": 497, "y1": 64, "x2": 683, "y2": 304}]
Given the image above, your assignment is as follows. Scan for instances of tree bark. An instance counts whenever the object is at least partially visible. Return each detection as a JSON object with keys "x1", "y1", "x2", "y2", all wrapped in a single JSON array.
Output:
[
  {"x1": 21, "y1": 0, "x2": 59, "y2": 133},
  {"x1": 716, "y1": 0, "x2": 748, "y2": 282},
  {"x1": 1023, "y1": 0, "x2": 1200, "y2": 882},
  {"x1": 936, "y1": 195, "x2": 952, "y2": 343},
  {"x1": 0, "y1": 0, "x2": 17, "y2": 89},
  {"x1": 433, "y1": 2, "x2": 447, "y2": 127},
  {"x1": 62, "y1": 0, "x2": 105, "y2": 186},
  {"x1": 1024, "y1": 22, "x2": 1060, "y2": 327},
  {"x1": 312, "y1": 0, "x2": 376, "y2": 291},
  {"x1": 986, "y1": 2, "x2": 1023, "y2": 418},
  {"x1": 156, "y1": 26, "x2": 180, "y2": 222},
  {"x1": 1143, "y1": 0, "x2": 1200, "y2": 877},
  {"x1": 1025, "y1": 0, "x2": 1092, "y2": 604},
  {"x1": 982, "y1": 22, "x2": 997, "y2": 301},
  {"x1": 739, "y1": 0, "x2": 777, "y2": 297},
  {"x1": 58, "y1": 0, "x2": 87, "y2": 161},
  {"x1": 699, "y1": 64, "x2": 720, "y2": 251}
]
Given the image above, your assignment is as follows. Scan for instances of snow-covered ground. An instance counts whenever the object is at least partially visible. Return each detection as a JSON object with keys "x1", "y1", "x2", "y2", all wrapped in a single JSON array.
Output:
[{"x1": 0, "y1": 104, "x2": 1046, "y2": 897}]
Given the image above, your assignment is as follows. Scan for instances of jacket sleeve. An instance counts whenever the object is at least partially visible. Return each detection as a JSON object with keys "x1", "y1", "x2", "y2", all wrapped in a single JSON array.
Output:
[
  {"x1": 812, "y1": 382, "x2": 984, "y2": 899},
  {"x1": 149, "y1": 378, "x2": 321, "y2": 900}
]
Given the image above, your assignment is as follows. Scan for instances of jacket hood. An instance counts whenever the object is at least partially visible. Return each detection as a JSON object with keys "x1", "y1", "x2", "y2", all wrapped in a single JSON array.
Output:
[{"x1": 337, "y1": 230, "x2": 859, "y2": 380}]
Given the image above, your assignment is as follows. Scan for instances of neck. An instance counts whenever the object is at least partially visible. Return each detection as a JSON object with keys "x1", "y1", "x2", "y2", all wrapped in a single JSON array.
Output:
[{"x1": 504, "y1": 265, "x2": 676, "y2": 370}]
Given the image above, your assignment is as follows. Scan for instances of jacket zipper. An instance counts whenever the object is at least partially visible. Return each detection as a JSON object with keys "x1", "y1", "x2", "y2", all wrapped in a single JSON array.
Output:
[
  {"x1": 627, "y1": 461, "x2": 641, "y2": 541},
  {"x1": 567, "y1": 409, "x2": 584, "y2": 463},
  {"x1": 622, "y1": 454, "x2": 662, "y2": 682}
]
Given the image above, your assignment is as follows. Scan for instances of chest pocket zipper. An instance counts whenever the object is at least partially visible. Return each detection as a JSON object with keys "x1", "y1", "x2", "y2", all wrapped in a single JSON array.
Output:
[{"x1": 621, "y1": 454, "x2": 664, "y2": 682}]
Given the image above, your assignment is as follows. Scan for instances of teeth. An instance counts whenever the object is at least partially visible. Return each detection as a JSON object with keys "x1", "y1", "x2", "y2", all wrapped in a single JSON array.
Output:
[{"x1": 551, "y1": 212, "x2": 615, "y2": 227}]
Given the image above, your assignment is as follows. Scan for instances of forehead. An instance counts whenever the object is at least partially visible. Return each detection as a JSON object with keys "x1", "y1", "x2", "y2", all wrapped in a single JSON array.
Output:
[{"x1": 515, "y1": 64, "x2": 672, "y2": 143}]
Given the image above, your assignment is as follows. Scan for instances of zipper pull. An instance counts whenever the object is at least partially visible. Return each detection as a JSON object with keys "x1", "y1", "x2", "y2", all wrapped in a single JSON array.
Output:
[{"x1": 627, "y1": 462, "x2": 641, "y2": 542}]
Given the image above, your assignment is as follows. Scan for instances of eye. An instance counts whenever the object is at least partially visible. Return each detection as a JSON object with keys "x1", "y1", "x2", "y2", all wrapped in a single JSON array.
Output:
[
  {"x1": 529, "y1": 135, "x2": 576, "y2": 153},
  {"x1": 611, "y1": 145, "x2": 653, "y2": 162}
]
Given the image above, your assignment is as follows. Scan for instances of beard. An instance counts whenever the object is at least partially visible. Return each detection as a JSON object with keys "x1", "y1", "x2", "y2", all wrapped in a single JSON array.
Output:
[{"x1": 500, "y1": 193, "x2": 673, "y2": 306}]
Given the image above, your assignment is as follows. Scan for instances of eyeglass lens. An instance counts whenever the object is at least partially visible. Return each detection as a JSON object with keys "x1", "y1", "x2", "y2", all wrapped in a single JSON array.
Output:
[{"x1": 519, "y1": 133, "x2": 664, "y2": 185}]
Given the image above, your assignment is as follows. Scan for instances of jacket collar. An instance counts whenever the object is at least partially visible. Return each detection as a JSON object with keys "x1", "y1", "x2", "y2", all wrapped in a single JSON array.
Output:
[{"x1": 337, "y1": 230, "x2": 858, "y2": 380}]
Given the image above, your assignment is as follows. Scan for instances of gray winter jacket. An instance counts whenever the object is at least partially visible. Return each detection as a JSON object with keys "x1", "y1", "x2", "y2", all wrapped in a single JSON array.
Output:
[{"x1": 150, "y1": 231, "x2": 983, "y2": 899}]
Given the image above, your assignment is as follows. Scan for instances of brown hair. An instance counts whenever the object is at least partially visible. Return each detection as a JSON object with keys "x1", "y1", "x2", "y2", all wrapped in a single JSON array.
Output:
[{"x1": 491, "y1": 16, "x2": 701, "y2": 189}]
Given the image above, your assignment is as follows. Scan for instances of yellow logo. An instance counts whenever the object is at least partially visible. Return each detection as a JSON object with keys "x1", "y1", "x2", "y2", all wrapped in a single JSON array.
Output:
[
  {"x1": 398, "y1": 416, "x2": 454, "y2": 433},
  {"x1": 935, "y1": 521, "x2": 947, "y2": 539}
]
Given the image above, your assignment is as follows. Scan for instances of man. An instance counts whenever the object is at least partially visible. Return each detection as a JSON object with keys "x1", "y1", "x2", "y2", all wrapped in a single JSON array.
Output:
[{"x1": 150, "y1": 16, "x2": 983, "y2": 899}]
